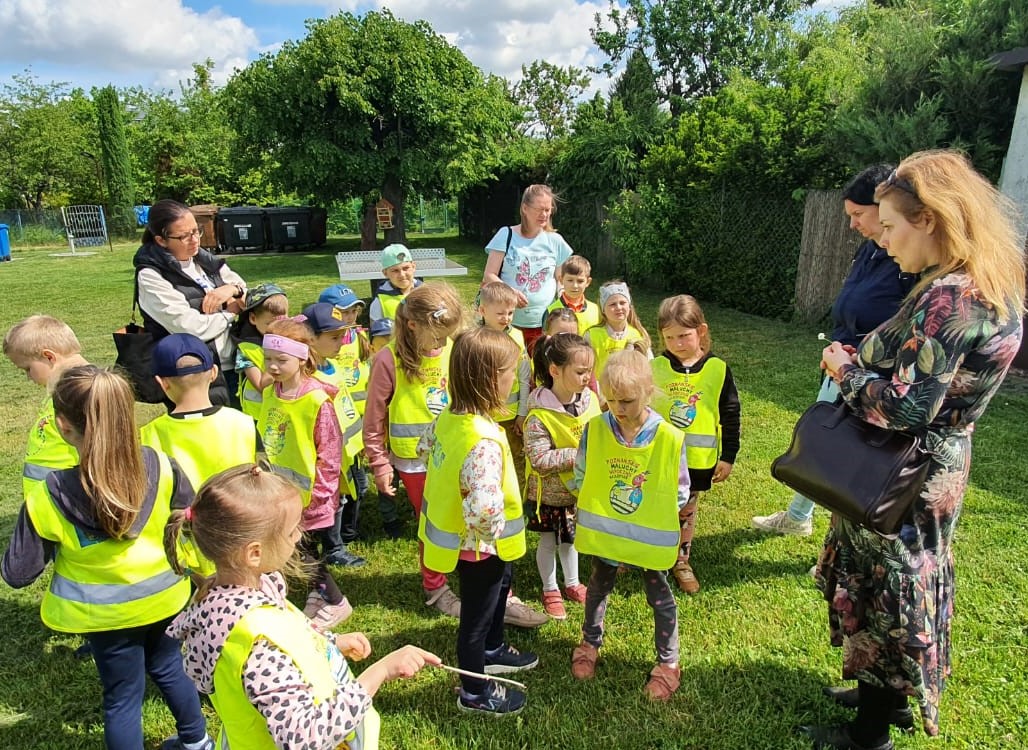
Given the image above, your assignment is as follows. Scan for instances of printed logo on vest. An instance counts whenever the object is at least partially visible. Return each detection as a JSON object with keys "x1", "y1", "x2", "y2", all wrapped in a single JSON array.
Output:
[
  {"x1": 262, "y1": 408, "x2": 288, "y2": 458},
  {"x1": 605, "y1": 456, "x2": 649, "y2": 515},
  {"x1": 426, "y1": 383, "x2": 448, "y2": 416},
  {"x1": 669, "y1": 393, "x2": 702, "y2": 429}
]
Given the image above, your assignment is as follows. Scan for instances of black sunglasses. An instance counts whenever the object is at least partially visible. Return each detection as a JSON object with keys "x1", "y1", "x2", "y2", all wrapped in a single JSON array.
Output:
[{"x1": 881, "y1": 169, "x2": 918, "y2": 199}]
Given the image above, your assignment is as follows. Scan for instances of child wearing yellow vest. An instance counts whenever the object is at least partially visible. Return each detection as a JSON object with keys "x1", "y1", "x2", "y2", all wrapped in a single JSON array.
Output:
[
  {"x1": 418, "y1": 327, "x2": 538, "y2": 717},
  {"x1": 302, "y1": 302, "x2": 367, "y2": 569},
  {"x1": 2, "y1": 316, "x2": 86, "y2": 504},
  {"x1": 368, "y1": 243, "x2": 423, "y2": 326},
  {"x1": 2, "y1": 366, "x2": 212, "y2": 750},
  {"x1": 652, "y1": 295, "x2": 740, "y2": 596},
  {"x1": 523, "y1": 333, "x2": 598, "y2": 621},
  {"x1": 232, "y1": 284, "x2": 288, "y2": 419},
  {"x1": 257, "y1": 317, "x2": 352, "y2": 630},
  {"x1": 318, "y1": 285, "x2": 373, "y2": 543},
  {"x1": 570, "y1": 346, "x2": 689, "y2": 702},
  {"x1": 141, "y1": 333, "x2": 256, "y2": 494},
  {"x1": 583, "y1": 280, "x2": 652, "y2": 384},
  {"x1": 166, "y1": 464, "x2": 440, "y2": 750},
  {"x1": 363, "y1": 282, "x2": 464, "y2": 615},
  {"x1": 546, "y1": 255, "x2": 601, "y2": 335}
]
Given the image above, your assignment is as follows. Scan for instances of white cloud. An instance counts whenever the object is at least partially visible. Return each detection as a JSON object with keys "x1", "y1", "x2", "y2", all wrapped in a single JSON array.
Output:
[{"x1": 0, "y1": 0, "x2": 260, "y2": 88}]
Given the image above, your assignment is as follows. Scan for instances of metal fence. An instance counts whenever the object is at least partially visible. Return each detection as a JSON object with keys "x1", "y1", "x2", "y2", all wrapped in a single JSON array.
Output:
[{"x1": 0, "y1": 209, "x2": 67, "y2": 246}]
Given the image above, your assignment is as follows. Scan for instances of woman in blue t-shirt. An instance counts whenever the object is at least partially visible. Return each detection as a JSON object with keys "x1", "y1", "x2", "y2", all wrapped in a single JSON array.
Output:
[{"x1": 483, "y1": 185, "x2": 574, "y2": 355}]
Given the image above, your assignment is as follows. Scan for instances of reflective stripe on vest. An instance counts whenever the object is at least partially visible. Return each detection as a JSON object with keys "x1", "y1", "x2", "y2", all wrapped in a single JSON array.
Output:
[
  {"x1": 313, "y1": 364, "x2": 365, "y2": 463},
  {"x1": 387, "y1": 341, "x2": 451, "y2": 459},
  {"x1": 575, "y1": 416, "x2": 683, "y2": 570},
  {"x1": 585, "y1": 324, "x2": 645, "y2": 380},
  {"x1": 26, "y1": 450, "x2": 190, "y2": 633},
  {"x1": 493, "y1": 327, "x2": 525, "y2": 423},
  {"x1": 650, "y1": 356, "x2": 726, "y2": 470},
  {"x1": 257, "y1": 387, "x2": 327, "y2": 506},
  {"x1": 22, "y1": 396, "x2": 78, "y2": 497},
  {"x1": 23, "y1": 462, "x2": 52, "y2": 481},
  {"x1": 213, "y1": 602, "x2": 380, "y2": 750},
  {"x1": 420, "y1": 410, "x2": 526, "y2": 573},
  {"x1": 236, "y1": 342, "x2": 266, "y2": 419}
]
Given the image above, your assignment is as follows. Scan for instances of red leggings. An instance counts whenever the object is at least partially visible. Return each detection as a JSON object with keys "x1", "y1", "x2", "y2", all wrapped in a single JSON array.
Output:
[{"x1": 397, "y1": 470, "x2": 448, "y2": 592}]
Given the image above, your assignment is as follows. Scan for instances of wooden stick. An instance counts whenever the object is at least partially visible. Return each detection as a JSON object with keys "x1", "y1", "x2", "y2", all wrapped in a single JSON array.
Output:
[{"x1": 435, "y1": 663, "x2": 527, "y2": 690}]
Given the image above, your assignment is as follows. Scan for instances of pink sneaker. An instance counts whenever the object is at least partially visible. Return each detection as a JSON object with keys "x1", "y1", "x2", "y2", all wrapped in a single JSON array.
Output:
[
  {"x1": 563, "y1": 583, "x2": 587, "y2": 603},
  {"x1": 541, "y1": 590, "x2": 566, "y2": 620}
]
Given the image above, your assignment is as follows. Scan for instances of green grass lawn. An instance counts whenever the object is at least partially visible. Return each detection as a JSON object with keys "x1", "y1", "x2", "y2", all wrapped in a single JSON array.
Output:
[{"x1": 0, "y1": 234, "x2": 1026, "y2": 749}]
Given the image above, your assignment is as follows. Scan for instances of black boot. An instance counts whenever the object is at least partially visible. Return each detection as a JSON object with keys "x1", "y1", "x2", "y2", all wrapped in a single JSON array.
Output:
[
  {"x1": 822, "y1": 686, "x2": 915, "y2": 732},
  {"x1": 800, "y1": 724, "x2": 894, "y2": 750},
  {"x1": 340, "y1": 495, "x2": 362, "y2": 542}
]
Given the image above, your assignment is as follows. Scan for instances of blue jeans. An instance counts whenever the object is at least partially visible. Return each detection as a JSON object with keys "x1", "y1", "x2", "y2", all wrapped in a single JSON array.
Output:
[
  {"x1": 786, "y1": 376, "x2": 841, "y2": 522},
  {"x1": 87, "y1": 617, "x2": 206, "y2": 750}
]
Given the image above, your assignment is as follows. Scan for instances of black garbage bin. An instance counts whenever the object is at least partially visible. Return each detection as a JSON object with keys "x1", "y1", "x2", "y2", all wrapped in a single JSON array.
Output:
[
  {"x1": 218, "y1": 207, "x2": 267, "y2": 253},
  {"x1": 266, "y1": 207, "x2": 312, "y2": 251}
]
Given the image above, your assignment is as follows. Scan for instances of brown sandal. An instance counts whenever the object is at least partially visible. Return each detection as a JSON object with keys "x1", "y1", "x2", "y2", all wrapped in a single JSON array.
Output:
[
  {"x1": 571, "y1": 641, "x2": 598, "y2": 680},
  {"x1": 643, "y1": 663, "x2": 681, "y2": 701}
]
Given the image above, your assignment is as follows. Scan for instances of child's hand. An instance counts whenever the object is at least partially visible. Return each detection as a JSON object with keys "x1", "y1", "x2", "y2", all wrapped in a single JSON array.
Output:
[
  {"x1": 379, "y1": 645, "x2": 442, "y2": 680},
  {"x1": 335, "y1": 632, "x2": 372, "y2": 661},
  {"x1": 374, "y1": 468, "x2": 396, "y2": 496},
  {"x1": 513, "y1": 415, "x2": 526, "y2": 436},
  {"x1": 712, "y1": 460, "x2": 733, "y2": 483}
]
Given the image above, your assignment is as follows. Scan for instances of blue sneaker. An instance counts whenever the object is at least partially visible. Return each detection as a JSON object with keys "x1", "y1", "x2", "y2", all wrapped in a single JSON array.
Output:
[
  {"x1": 457, "y1": 681, "x2": 526, "y2": 717},
  {"x1": 161, "y1": 736, "x2": 214, "y2": 750},
  {"x1": 483, "y1": 643, "x2": 539, "y2": 675}
]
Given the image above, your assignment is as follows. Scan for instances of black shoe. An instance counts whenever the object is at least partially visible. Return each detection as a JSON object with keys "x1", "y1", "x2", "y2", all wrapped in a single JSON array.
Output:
[
  {"x1": 822, "y1": 686, "x2": 915, "y2": 732},
  {"x1": 382, "y1": 520, "x2": 404, "y2": 539},
  {"x1": 73, "y1": 641, "x2": 93, "y2": 660},
  {"x1": 324, "y1": 549, "x2": 366, "y2": 567},
  {"x1": 457, "y1": 681, "x2": 526, "y2": 717},
  {"x1": 483, "y1": 643, "x2": 539, "y2": 675},
  {"x1": 799, "y1": 724, "x2": 894, "y2": 750}
]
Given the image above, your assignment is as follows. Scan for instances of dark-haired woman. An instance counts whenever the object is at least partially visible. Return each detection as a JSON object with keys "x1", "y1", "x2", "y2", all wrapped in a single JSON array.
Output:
[{"x1": 132, "y1": 199, "x2": 247, "y2": 405}]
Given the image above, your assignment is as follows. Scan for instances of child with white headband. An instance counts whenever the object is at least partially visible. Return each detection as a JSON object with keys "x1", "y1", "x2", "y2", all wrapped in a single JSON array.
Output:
[
  {"x1": 257, "y1": 315, "x2": 354, "y2": 630},
  {"x1": 584, "y1": 280, "x2": 652, "y2": 382}
]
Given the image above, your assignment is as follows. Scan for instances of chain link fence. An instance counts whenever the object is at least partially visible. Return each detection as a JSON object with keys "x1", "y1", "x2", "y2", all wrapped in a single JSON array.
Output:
[{"x1": 0, "y1": 206, "x2": 140, "y2": 248}]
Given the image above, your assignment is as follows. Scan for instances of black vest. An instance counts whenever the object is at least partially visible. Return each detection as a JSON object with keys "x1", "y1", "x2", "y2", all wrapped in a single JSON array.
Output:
[{"x1": 132, "y1": 243, "x2": 228, "y2": 339}]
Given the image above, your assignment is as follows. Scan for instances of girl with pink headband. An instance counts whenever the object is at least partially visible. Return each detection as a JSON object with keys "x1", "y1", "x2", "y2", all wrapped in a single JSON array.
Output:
[{"x1": 257, "y1": 316, "x2": 355, "y2": 630}]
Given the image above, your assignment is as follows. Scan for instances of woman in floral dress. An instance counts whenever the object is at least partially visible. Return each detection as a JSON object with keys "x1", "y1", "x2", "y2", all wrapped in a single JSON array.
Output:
[{"x1": 809, "y1": 150, "x2": 1025, "y2": 750}]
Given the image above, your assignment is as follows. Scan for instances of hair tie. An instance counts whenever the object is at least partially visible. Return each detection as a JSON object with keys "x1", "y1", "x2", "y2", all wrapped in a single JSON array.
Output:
[
  {"x1": 183, "y1": 506, "x2": 194, "y2": 522},
  {"x1": 250, "y1": 464, "x2": 262, "y2": 477}
]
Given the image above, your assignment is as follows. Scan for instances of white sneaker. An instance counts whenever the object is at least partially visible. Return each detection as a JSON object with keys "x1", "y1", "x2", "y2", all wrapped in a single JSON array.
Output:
[{"x1": 751, "y1": 510, "x2": 812, "y2": 536}]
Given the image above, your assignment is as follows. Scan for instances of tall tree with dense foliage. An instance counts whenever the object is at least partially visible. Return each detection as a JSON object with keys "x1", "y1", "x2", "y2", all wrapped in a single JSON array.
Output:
[
  {"x1": 591, "y1": 0, "x2": 807, "y2": 115},
  {"x1": 225, "y1": 9, "x2": 520, "y2": 246},
  {"x1": 93, "y1": 85, "x2": 136, "y2": 234},
  {"x1": 512, "y1": 60, "x2": 591, "y2": 139}
]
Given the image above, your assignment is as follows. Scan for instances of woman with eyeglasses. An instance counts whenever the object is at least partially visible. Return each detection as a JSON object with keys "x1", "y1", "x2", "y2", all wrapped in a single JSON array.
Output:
[
  {"x1": 482, "y1": 184, "x2": 574, "y2": 356},
  {"x1": 133, "y1": 199, "x2": 249, "y2": 407},
  {"x1": 805, "y1": 151, "x2": 1025, "y2": 749}
]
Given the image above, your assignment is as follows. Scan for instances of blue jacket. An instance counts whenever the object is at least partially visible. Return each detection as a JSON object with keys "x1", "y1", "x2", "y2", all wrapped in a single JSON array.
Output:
[{"x1": 830, "y1": 240, "x2": 916, "y2": 348}]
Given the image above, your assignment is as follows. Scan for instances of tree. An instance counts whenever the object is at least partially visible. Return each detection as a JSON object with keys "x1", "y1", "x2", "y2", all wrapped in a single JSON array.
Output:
[
  {"x1": 591, "y1": 0, "x2": 806, "y2": 116},
  {"x1": 224, "y1": 9, "x2": 521, "y2": 247},
  {"x1": 0, "y1": 72, "x2": 96, "y2": 209},
  {"x1": 512, "y1": 60, "x2": 591, "y2": 139},
  {"x1": 93, "y1": 85, "x2": 136, "y2": 234}
]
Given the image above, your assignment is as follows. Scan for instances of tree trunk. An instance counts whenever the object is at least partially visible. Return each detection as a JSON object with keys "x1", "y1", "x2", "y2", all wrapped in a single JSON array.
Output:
[
  {"x1": 793, "y1": 189, "x2": 858, "y2": 323},
  {"x1": 360, "y1": 198, "x2": 377, "y2": 250},
  {"x1": 594, "y1": 198, "x2": 620, "y2": 277}
]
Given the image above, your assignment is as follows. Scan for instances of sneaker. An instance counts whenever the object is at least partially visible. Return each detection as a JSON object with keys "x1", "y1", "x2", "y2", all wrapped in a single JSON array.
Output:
[
  {"x1": 483, "y1": 643, "x2": 539, "y2": 674},
  {"x1": 563, "y1": 583, "x2": 587, "y2": 604},
  {"x1": 324, "y1": 549, "x2": 366, "y2": 567},
  {"x1": 457, "y1": 681, "x2": 526, "y2": 717},
  {"x1": 643, "y1": 663, "x2": 681, "y2": 701},
  {"x1": 425, "y1": 585, "x2": 461, "y2": 618},
  {"x1": 303, "y1": 592, "x2": 353, "y2": 630},
  {"x1": 541, "y1": 589, "x2": 567, "y2": 620},
  {"x1": 751, "y1": 510, "x2": 813, "y2": 536},
  {"x1": 503, "y1": 596, "x2": 548, "y2": 628},
  {"x1": 671, "y1": 559, "x2": 700, "y2": 595},
  {"x1": 571, "y1": 641, "x2": 598, "y2": 680},
  {"x1": 161, "y1": 736, "x2": 215, "y2": 750}
]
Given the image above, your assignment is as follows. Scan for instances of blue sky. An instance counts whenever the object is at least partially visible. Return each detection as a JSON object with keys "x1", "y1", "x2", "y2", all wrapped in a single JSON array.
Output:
[{"x1": 0, "y1": 0, "x2": 848, "y2": 95}]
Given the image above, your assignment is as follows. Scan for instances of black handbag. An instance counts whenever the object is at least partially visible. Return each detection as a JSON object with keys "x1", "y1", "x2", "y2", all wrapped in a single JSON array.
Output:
[
  {"x1": 770, "y1": 400, "x2": 931, "y2": 536},
  {"x1": 113, "y1": 305, "x2": 164, "y2": 404}
]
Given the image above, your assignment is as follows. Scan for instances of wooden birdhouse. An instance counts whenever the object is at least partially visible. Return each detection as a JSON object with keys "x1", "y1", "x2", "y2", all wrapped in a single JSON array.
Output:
[{"x1": 375, "y1": 199, "x2": 395, "y2": 230}]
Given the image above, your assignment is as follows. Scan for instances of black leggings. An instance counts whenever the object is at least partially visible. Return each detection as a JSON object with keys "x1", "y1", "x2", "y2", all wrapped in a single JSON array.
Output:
[{"x1": 456, "y1": 556, "x2": 511, "y2": 694}]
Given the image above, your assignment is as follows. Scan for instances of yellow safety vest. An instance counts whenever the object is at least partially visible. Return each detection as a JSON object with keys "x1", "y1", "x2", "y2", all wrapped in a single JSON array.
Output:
[
  {"x1": 335, "y1": 332, "x2": 369, "y2": 415},
  {"x1": 212, "y1": 602, "x2": 380, "y2": 750},
  {"x1": 22, "y1": 396, "x2": 78, "y2": 505},
  {"x1": 259, "y1": 387, "x2": 332, "y2": 506},
  {"x1": 378, "y1": 292, "x2": 405, "y2": 322},
  {"x1": 314, "y1": 364, "x2": 365, "y2": 460},
  {"x1": 575, "y1": 416, "x2": 684, "y2": 570},
  {"x1": 25, "y1": 450, "x2": 190, "y2": 633},
  {"x1": 650, "y1": 357, "x2": 726, "y2": 471},
  {"x1": 237, "y1": 342, "x2": 266, "y2": 419},
  {"x1": 547, "y1": 297, "x2": 601, "y2": 336},
  {"x1": 585, "y1": 325, "x2": 646, "y2": 381},
  {"x1": 420, "y1": 410, "x2": 526, "y2": 573},
  {"x1": 525, "y1": 396, "x2": 601, "y2": 503},
  {"x1": 140, "y1": 407, "x2": 257, "y2": 492},
  {"x1": 387, "y1": 341, "x2": 451, "y2": 459},
  {"x1": 493, "y1": 327, "x2": 526, "y2": 423}
]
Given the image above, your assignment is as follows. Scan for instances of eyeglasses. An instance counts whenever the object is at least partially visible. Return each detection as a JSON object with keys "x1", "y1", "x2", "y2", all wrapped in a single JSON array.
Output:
[
  {"x1": 165, "y1": 228, "x2": 204, "y2": 242},
  {"x1": 882, "y1": 170, "x2": 918, "y2": 200},
  {"x1": 527, "y1": 205, "x2": 552, "y2": 215}
]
